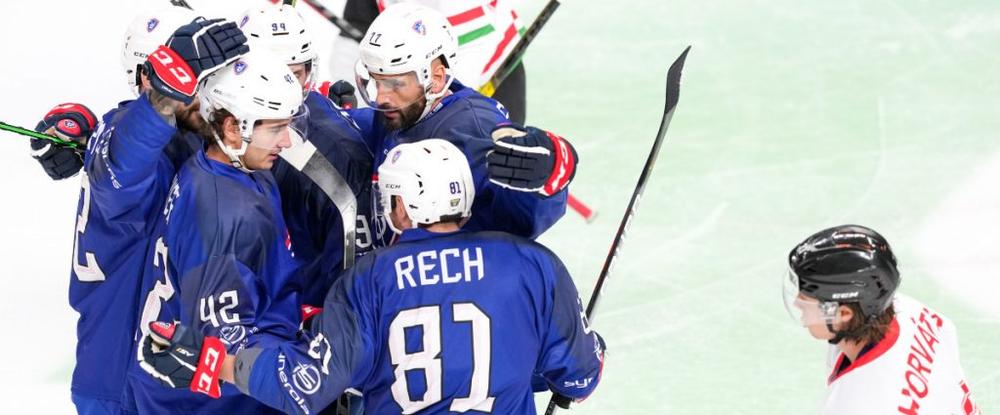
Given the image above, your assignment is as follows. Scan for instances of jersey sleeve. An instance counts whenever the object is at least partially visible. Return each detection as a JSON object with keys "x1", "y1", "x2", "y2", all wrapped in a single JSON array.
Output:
[
  {"x1": 533, "y1": 248, "x2": 605, "y2": 400},
  {"x1": 232, "y1": 255, "x2": 379, "y2": 415},
  {"x1": 86, "y1": 95, "x2": 178, "y2": 223}
]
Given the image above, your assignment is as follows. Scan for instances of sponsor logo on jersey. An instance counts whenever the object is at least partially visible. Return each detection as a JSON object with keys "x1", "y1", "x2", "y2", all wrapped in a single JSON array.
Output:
[
  {"x1": 218, "y1": 325, "x2": 247, "y2": 347},
  {"x1": 563, "y1": 377, "x2": 593, "y2": 389},
  {"x1": 292, "y1": 363, "x2": 322, "y2": 395},
  {"x1": 147, "y1": 18, "x2": 160, "y2": 32},
  {"x1": 234, "y1": 61, "x2": 247, "y2": 75},
  {"x1": 278, "y1": 354, "x2": 310, "y2": 413}
]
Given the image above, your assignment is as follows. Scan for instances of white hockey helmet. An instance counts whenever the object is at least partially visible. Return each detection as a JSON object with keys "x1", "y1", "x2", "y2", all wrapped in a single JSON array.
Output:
[
  {"x1": 377, "y1": 139, "x2": 475, "y2": 234},
  {"x1": 238, "y1": 4, "x2": 318, "y2": 93},
  {"x1": 198, "y1": 49, "x2": 306, "y2": 171},
  {"x1": 120, "y1": 5, "x2": 197, "y2": 97},
  {"x1": 355, "y1": 3, "x2": 458, "y2": 117}
]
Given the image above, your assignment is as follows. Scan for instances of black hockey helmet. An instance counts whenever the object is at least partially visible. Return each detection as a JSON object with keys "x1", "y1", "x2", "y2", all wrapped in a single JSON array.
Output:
[{"x1": 787, "y1": 224, "x2": 900, "y2": 320}]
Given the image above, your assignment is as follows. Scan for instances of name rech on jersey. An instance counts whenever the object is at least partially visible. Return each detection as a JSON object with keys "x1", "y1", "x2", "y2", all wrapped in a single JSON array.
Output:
[{"x1": 394, "y1": 247, "x2": 485, "y2": 290}]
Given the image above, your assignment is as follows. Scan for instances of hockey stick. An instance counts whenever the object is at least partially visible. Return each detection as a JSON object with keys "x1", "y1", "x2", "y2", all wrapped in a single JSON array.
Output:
[
  {"x1": 280, "y1": 132, "x2": 359, "y2": 270},
  {"x1": 0, "y1": 121, "x2": 81, "y2": 149},
  {"x1": 169, "y1": 0, "x2": 193, "y2": 10},
  {"x1": 283, "y1": 0, "x2": 366, "y2": 42},
  {"x1": 544, "y1": 45, "x2": 691, "y2": 414},
  {"x1": 477, "y1": 0, "x2": 560, "y2": 97}
]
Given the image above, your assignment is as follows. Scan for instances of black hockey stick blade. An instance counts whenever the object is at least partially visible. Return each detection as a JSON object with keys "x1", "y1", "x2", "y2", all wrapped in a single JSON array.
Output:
[{"x1": 544, "y1": 45, "x2": 690, "y2": 415}]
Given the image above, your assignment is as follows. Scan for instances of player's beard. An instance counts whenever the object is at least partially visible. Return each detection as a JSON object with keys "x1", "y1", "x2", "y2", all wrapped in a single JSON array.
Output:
[
  {"x1": 175, "y1": 101, "x2": 215, "y2": 140},
  {"x1": 380, "y1": 96, "x2": 426, "y2": 131}
]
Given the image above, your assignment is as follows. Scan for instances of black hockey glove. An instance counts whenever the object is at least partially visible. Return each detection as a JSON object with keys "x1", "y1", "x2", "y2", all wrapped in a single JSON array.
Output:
[
  {"x1": 139, "y1": 322, "x2": 227, "y2": 398},
  {"x1": 30, "y1": 103, "x2": 97, "y2": 180},
  {"x1": 323, "y1": 80, "x2": 358, "y2": 109},
  {"x1": 143, "y1": 18, "x2": 249, "y2": 104},
  {"x1": 488, "y1": 125, "x2": 578, "y2": 197}
]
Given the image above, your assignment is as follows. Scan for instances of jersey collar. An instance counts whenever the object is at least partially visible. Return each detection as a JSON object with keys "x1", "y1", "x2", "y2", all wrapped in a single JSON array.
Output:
[
  {"x1": 397, "y1": 227, "x2": 466, "y2": 243},
  {"x1": 827, "y1": 318, "x2": 901, "y2": 385}
]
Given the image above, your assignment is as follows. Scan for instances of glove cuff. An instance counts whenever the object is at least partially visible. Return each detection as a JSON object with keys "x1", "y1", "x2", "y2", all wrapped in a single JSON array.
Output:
[
  {"x1": 191, "y1": 336, "x2": 227, "y2": 398},
  {"x1": 541, "y1": 132, "x2": 577, "y2": 197}
]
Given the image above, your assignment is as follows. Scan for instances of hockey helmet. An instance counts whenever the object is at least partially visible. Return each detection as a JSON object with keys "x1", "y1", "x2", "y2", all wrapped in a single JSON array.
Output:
[
  {"x1": 121, "y1": 5, "x2": 198, "y2": 97},
  {"x1": 376, "y1": 139, "x2": 475, "y2": 234},
  {"x1": 784, "y1": 224, "x2": 900, "y2": 327}
]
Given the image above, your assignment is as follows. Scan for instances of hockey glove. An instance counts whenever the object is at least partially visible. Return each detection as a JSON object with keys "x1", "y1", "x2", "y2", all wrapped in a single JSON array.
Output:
[
  {"x1": 325, "y1": 80, "x2": 358, "y2": 109},
  {"x1": 30, "y1": 103, "x2": 97, "y2": 180},
  {"x1": 139, "y1": 322, "x2": 227, "y2": 398},
  {"x1": 300, "y1": 304, "x2": 323, "y2": 331},
  {"x1": 143, "y1": 18, "x2": 249, "y2": 104},
  {"x1": 488, "y1": 125, "x2": 578, "y2": 197}
]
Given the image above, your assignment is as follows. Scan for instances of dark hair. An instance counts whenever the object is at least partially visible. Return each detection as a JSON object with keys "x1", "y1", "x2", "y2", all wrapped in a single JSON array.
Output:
[{"x1": 840, "y1": 303, "x2": 895, "y2": 344}]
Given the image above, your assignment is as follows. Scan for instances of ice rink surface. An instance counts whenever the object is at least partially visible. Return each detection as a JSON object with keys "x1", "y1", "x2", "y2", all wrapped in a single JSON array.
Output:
[{"x1": 1, "y1": 0, "x2": 997, "y2": 413}]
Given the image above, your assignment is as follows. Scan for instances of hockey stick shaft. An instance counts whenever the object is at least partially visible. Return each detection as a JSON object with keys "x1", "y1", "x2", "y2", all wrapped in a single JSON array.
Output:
[
  {"x1": 0, "y1": 121, "x2": 80, "y2": 149},
  {"x1": 287, "y1": 0, "x2": 366, "y2": 42},
  {"x1": 544, "y1": 45, "x2": 691, "y2": 414},
  {"x1": 478, "y1": 0, "x2": 560, "y2": 97}
]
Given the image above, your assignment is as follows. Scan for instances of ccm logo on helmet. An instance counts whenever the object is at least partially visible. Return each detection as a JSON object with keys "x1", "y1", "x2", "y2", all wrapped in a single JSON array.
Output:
[{"x1": 832, "y1": 292, "x2": 860, "y2": 300}]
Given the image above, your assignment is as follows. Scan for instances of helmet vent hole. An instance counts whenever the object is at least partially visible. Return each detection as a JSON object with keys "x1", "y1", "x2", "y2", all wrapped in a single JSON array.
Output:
[{"x1": 391, "y1": 57, "x2": 402, "y2": 64}]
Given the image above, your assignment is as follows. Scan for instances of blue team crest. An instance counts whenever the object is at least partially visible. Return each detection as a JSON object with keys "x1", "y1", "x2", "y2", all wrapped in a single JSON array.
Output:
[
  {"x1": 391, "y1": 149, "x2": 402, "y2": 163},
  {"x1": 146, "y1": 18, "x2": 159, "y2": 32},
  {"x1": 285, "y1": 74, "x2": 295, "y2": 84},
  {"x1": 240, "y1": 15, "x2": 249, "y2": 28},
  {"x1": 234, "y1": 60, "x2": 247, "y2": 74},
  {"x1": 412, "y1": 20, "x2": 426, "y2": 36}
]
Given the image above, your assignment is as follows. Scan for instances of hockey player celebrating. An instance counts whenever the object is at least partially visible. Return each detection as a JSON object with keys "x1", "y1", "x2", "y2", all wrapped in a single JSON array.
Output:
[
  {"x1": 238, "y1": 4, "x2": 378, "y2": 307},
  {"x1": 353, "y1": 3, "x2": 577, "y2": 241},
  {"x1": 784, "y1": 225, "x2": 980, "y2": 415},
  {"x1": 41, "y1": 9, "x2": 247, "y2": 414},
  {"x1": 138, "y1": 139, "x2": 605, "y2": 414},
  {"x1": 131, "y1": 50, "x2": 307, "y2": 413}
]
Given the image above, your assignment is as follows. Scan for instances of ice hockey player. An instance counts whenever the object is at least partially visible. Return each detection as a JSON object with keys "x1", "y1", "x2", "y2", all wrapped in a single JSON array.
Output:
[
  {"x1": 784, "y1": 224, "x2": 980, "y2": 415},
  {"x1": 353, "y1": 3, "x2": 577, "y2": 241},
  {"x1": 328, "y1": 0, "x2": 529, "y2": 123},
  {"x1": 138, "y1": 138, "x2": 605, "y2": 414},
  {"x1": 238, "y1": 4, "x2": 378, "y2": 307},
  {"x1": 131, "y1": 50, "x2": 307, "y2": 413},
  {"x1": 41, "y1": 9, "x2": 246, "y2": 414}
]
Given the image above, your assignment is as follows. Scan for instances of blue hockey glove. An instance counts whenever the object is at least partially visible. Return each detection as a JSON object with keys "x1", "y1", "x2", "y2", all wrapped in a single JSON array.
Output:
[
  {"x1": 30, "y1": 103, "x2": 97, "y2": 180},
  {"x1": 143, "y1": 18, "x2": 249, "y2": 104},
  {"x1": 139, "y1": 322, "x2": 227, "y2": 398},
  {"x1": 488, "y1": 125, "x2": 578, "y2": 197}
]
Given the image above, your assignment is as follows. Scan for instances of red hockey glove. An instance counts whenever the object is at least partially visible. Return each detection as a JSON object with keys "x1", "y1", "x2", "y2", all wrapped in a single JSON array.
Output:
[{"x1": 138, "y1": 322, "x2": 227, "y2": 398}]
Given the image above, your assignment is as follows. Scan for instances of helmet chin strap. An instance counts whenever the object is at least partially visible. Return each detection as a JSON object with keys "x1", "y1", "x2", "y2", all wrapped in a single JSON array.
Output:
[
  {"x1": 213, "y1": 131, "x2": 253, "y2": 173},
  {"x1": 417, "y1": 73, "x2": 454, "y2": 122}
]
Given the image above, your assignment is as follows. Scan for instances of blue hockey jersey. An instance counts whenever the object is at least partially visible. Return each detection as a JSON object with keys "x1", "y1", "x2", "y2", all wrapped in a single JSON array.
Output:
[
  {"x1": 129, "y1": 150, "x2": 302, "y2": 414},
  {"x1": 352, "y1": 80, "x2": 568, "y2": 240},
  {"x1": 272, "y1": 91, "x2": 377, "y2": 307},
  {"x1": 68, "y1": 95, "x2": 199, "y2": 404},
  {"x1": 235, "y1": 228, "x2": 605, "y2": 414}
]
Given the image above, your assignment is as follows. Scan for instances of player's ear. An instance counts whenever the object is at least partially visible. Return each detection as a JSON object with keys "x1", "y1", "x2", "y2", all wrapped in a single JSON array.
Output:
[
  {"x1": 837, "y1": 304, "x2": 854, "y2": 325},
  {"x1": 222, "y1": 115, "x2": 240, "y2": 144},
  {"x1": 429, "y1": 58, "x2": 448, "y2": 94}
]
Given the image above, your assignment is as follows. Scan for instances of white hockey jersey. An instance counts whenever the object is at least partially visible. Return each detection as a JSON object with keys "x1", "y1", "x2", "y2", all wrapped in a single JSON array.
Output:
[{"x1": 822, "y1": 294, "x2": 980, "y2": 415}]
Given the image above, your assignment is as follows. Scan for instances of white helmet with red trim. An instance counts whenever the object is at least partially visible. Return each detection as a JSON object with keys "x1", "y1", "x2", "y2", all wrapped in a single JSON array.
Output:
[
  {"x1": 355, "y1": 3, "x2": 458, "y2": 118},
  {"x1": 120, "y1": 5, "x2": 197, "y2": 96},
  {"x1": 377, "y1": 139, "x2": 474, "y2": 234}
]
